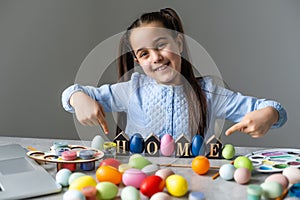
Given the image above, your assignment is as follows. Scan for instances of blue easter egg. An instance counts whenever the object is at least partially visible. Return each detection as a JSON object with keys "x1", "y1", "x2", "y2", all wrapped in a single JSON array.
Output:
[
  {"x1": 130, "y1": 133, "x2": 145, "y2": 153},
  {"x1": 191, "y1": 135, "x2": 204, "y2": 156}
]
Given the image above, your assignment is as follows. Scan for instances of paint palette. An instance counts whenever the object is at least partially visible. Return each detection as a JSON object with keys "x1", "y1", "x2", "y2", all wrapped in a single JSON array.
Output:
[
  {"x1": 245, "y1": 148, "x2": 300, "y2": 173},
  {"x1": 27, "y1": 145, "x2": 104, "y2": 171}
]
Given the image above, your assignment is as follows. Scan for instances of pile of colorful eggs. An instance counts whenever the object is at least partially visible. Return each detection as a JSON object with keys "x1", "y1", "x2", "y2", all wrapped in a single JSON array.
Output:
[
  {"x1": 57, "y1": 154, "x2": 190, "y2": 200},
  {"x1": 247, "y1": 167, "x2": 300, "y2": 199}
]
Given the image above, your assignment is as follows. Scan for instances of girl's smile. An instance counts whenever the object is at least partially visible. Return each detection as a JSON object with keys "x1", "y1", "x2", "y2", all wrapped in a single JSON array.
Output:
[{"x1": 129, "y1": 22, "x2": 183, "y2": 85}]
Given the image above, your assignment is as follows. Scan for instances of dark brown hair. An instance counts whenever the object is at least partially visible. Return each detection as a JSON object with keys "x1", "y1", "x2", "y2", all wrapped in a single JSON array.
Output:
[{"x1": 116, "y1": 8, "x2": 207, "y2": 138}]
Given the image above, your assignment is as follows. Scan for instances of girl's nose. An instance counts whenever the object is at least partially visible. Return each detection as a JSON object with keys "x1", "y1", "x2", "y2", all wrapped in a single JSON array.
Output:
[{"x1": 151, "y1": 50, "x2": 163, "y2": 63}]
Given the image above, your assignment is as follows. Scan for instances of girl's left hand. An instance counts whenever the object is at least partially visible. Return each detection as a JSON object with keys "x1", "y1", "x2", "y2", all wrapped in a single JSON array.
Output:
[{"x1": 225, "y1": 106, "x2": 279, "y2": 138}]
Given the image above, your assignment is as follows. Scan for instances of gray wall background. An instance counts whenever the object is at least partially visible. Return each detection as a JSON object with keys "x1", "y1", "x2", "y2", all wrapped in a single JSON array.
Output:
[{"x1": 0, "y1": 0, "x2": 299, "y2": 147}]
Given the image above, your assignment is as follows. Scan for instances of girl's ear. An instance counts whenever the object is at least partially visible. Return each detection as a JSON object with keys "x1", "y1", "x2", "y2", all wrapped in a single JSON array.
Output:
[{"x1": 175, "y1": 34, "x2": 184, "y2": 53}]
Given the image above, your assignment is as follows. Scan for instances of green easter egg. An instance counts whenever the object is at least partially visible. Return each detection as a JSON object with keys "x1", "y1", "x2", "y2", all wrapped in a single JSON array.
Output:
[
  {"x1": 222, "y1": 144, "x2": 235, "y2": 160},
  {"x1": 129, "y1": 156, "x2": 152, "y2": 169},
  {"x1": 234, "y1": 156, "x2": 253, "y2": 171},
  {"x1": 260, "y1": 181, "x2": 283, "y2": 199},
  {"x1": 96, "y1": 182, "x2": 118, "y2": 200},
  {"x1": 129, "y1": 154, "x2": 143, "y2": 162}
]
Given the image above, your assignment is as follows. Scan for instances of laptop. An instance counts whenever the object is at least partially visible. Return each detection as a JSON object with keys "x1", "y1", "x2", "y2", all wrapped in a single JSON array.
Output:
[{"x1": 0, "y1": 144, "x2": 62, "y2": 200}]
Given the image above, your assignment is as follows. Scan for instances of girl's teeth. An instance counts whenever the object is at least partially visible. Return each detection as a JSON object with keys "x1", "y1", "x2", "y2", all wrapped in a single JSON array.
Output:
[{"x1": 156, "y1": 65, "x2": 167, "y2": 71}]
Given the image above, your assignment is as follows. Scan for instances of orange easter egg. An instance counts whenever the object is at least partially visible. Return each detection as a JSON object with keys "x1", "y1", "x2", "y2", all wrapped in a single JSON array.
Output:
[
  {"x1": 96, "y1": 165, "x2": 122, "y2": 185},
  {"x1": 191, "y1": 156, "x2": 210, "y2": 175}
]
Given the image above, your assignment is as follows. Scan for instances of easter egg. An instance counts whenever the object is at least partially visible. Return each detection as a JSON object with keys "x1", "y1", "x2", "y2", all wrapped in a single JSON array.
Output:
[
  {"x1": 160, "y1": 134, "x2": 175, "y2": 156},
  {"x1": 130, "y1": 133, "x2": 145, "y2": 153},
  {"x1": 265, "y1": 173, "x2": 289, "y2": 189},
  {"x1": 68, "y1": 172, "x2": 86, "y2": 185},
  {"x1": 222, "y1": 144, "x2": 235, "y2": 160},
  {"x1": 69, "y1": 175, "x2": 97, "y2": 190},
  {"x1": 96, "y1": 165, "x2": 122, "y2": 184},
  {"x1": 99, "y1": 158, "x2": 121, "y2": 169},
  {"x1": 142, "y1": 164, "x2": 160, "y2": 176},
  {"x1": 189, "y1": 192, "x2": 206, "y2": 200},
  {"x1": 282, "y1": 167, "x2": 300, "y2": 184},
  {"x1": 165, "y1": 174, "x2": 188, "y2": 197},
  {"x1": 234, "y1": 167, "x2": 251, "y2": 184},
  {"x1": 82, "y1": 186, "x2": 97, "y2": 199},
  {"x1": 260, "y1": 181, "x2": 283, "y2": 199},
  {"x1": 128, "y1": 155, "x2": 152, "y2": 169},
  {"x1": 122, "y1": 168, "x2": 147, "y2": 188},
  {"x1": 234, "y1": 156, "x2": 253, "y2": 171},
  {"x1": 191, "y1": 134, "x2": 204, "y2": 156},
  {"x1": 192, "y1": 156, "x2": 210, "y2": 175},
  {"x1": 56, "y1": 168, "x2": 72, "y2": 187},
  {"x1": 247, "y1": 184, "x2": 263, "y2": 200},
  {"x1": 63, "y1": 190, "x2": 85, "y2": 200},
  {"x1": 150, "y1": 192, "x2": 172, "y2": 200},
  {"x1": 140, "y1": 175, "x2": 165, "y2": 197},
  {"x1": 119, "y1": 163, "x2": 131, "y2": 173},
  {"x1": 219, "y1": 163, "x2": 236, "y2": 180},
  {"x1": 91, "y1": 135, "x2": 104, "y2": 150},
  {"x1": 155, "y1": 168, "x2": 174, "y2": 180},
  {"x1": 121, "y1": 186, "x2": 140, "y2": 200},
  {"x1": 96, "y1": 182, "x2": 118, "y2": 200}
]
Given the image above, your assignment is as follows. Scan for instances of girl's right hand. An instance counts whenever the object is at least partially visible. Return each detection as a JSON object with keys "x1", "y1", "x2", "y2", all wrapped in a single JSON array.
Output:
[{"x1": 69, "y1": 91, "x2": 109, "y2": 134}]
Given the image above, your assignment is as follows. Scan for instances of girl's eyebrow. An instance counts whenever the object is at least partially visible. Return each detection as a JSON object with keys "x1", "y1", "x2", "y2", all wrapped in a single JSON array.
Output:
[{"x1": 135, "y1": 36, "x2": 168, "y2": 55}]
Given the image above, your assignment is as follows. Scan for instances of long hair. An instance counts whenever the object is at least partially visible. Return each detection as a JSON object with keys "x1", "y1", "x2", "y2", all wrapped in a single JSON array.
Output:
[{"x1": 116, "y1": 8, "x2": 207, "y2": 138}]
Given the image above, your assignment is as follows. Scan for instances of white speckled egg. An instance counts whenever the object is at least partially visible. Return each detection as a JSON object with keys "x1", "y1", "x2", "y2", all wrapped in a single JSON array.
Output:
[
  {"x1": 68, "y1": 172, "x2": 86, "y2": 185},
  {"x1": 142, "y1": 164, "x2": 160, "y2": 176},
  {"x1": 282, "y1": 167, "x2": 300, "y2": 184},
  {"x1": 63, "y1": 190, "x2": 85, "y2": 200},
  {"x1": 155, "y1": 168, "x2": 174, "y2": 180},
  {"x1": 91, "y1": 135, "x2": 104, "y2": 150},
  {"x1": 160, "y1": 134, "x2": 175, "y2": 156},
  {"x1": 219, "y1": 164, "x2": 236, "y2": 181},
  {"x1": 265, "y1": 173, "x2": 289, "y2": 189},
  {"x1": 150, "y1": 192, "x2": 172, "y2": 200},
  {"x1": 121, "y1": 186, "x2": 140, "y2": 200},
  {"x1": 260, "y1": 181, "x2": 283, "y2": 199},
  {"x1": 56, "y1": 168, "x2": 72, "y2": 187}
]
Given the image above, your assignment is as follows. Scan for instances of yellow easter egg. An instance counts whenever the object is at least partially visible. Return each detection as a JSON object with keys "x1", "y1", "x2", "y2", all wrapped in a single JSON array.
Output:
[
  {"x1": 69, "y1": 175, "x2": 97, "y2": 190},
  {"x1": 166, "y1": 174, "x2": 188, "y2": 197}
]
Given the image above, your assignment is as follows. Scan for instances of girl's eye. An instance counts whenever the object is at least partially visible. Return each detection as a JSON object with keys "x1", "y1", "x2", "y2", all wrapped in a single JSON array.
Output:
[
  {"x1": 139, "y1": 51, "x2": 148, "y2": 58},
  {"x1": 157, "y1": 43, "x2": 166, "y2": 49}
]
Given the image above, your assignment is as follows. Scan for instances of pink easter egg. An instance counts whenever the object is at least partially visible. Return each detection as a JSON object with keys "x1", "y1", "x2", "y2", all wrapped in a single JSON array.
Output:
[
  {"x1": 160, "y1": 134, "x2": 175, "y2": 156},
  {"x1": 265, "y1": 173, "x2": 289, "y2": 189},
  {"x1": 234, "y1": 167, "x2": 251, "y2": 184},
  {"x1": 122, "y1": 168, "x2": 147, "y2": 188},
  {"x1": 155, "y1": 168, "x2": 175, "y2": 180}
]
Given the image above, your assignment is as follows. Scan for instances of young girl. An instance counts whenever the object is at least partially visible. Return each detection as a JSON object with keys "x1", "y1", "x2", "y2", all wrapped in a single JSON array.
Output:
[{"x1": 62, "y1": 8, "x2": 287, "y2": 141}]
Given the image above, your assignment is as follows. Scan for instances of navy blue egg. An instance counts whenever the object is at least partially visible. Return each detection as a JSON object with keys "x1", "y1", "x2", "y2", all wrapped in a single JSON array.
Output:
[
  {"x1": 191, "y1": 134, "x2": 204, "y2": 156},
  {"x1": 129, "y1": 133, "x2": 145, "y2": 153}
]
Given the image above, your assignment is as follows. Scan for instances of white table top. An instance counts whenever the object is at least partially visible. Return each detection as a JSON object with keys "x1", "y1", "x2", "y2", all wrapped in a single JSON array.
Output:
[{"x1": 0, "y1": 136, "x2": 275, "y2": 200}]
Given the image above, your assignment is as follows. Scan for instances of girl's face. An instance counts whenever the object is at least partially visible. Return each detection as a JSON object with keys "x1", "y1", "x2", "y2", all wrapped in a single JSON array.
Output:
[{"x1": 129, "y1": 22, "x2": 183, "y2": 85}]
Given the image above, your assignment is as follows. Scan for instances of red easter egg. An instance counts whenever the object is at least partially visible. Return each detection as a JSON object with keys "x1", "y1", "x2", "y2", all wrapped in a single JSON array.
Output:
[
  {"x1": 140, "y1": 175, "x2": 165, "y2": 197},
  {"x1": 99, "y1": 158, "x2": 121, "y2": 169}
]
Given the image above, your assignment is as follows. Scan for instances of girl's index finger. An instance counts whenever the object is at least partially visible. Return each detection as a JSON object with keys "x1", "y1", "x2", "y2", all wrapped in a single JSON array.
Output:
[
  {"x1": 225, "y1": 122, "x2": 246, "y2": 136},
  {"x1": 97, "y1": 118, "x2": 109, "y2": 134}
]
